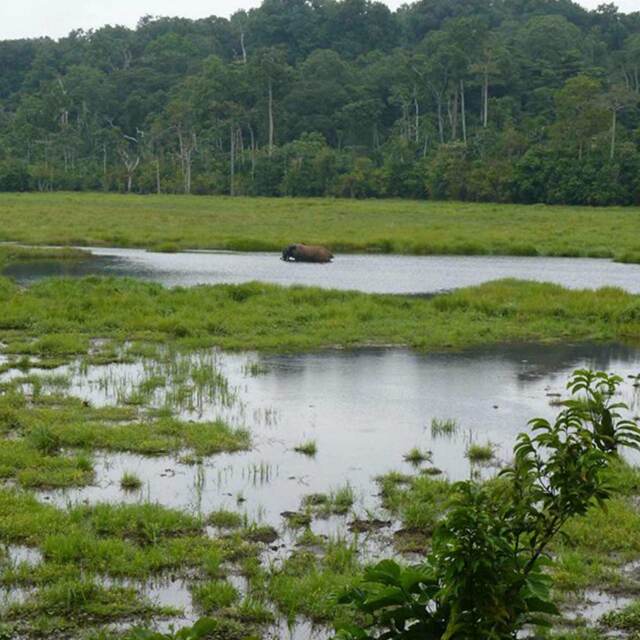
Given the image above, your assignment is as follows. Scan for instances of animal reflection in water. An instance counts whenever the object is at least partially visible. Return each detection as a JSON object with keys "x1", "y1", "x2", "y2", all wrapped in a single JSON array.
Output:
[{"x1": 281, "y1": 243, "x2": 334, "y2": 263}]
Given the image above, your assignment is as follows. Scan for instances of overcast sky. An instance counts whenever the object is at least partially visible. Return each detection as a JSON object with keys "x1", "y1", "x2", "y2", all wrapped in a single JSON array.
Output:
[{"x1": 0, "y1": 0, "x2": 636, "y2": 41}]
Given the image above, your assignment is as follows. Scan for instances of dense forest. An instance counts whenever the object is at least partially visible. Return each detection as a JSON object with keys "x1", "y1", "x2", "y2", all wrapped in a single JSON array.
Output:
[{"x1": 0, "y1": 0, "x2": 639, "y2": 204}]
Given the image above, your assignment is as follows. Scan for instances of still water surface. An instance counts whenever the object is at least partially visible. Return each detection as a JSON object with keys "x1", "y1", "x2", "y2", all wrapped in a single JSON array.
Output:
[
  {"x1": 27, "y1": 342, "x2": 640, "y2": 525},
  {"x1": 5, "y1": 246, "x2": 640, "y2": 293}
]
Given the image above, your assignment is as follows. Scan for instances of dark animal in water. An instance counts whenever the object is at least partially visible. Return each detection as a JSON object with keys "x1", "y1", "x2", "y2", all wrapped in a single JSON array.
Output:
[{"x1": 281, "y1": 244, "x2": 333, "y2": 263}]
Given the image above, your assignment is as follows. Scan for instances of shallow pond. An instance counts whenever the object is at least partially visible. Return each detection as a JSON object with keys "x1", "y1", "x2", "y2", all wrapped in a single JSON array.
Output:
[
  {"x1": 5, "y1": 247, "x2": 640, "y2": 293},
  {"x1": 4, "y1": 341, "x2": 640, "y2": 635},
  {"x1": 20, "y1": 342, "x2": 640, "y2": 529}
]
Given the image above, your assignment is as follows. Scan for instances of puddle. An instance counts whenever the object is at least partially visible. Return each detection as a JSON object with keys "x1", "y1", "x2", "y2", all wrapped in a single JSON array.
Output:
[
  {"x1": 566, "y1": 589, "x2": 635, "y2": 625},
  {"x1": 3, "y1": 546, "x2": 42, "y2": 567}
]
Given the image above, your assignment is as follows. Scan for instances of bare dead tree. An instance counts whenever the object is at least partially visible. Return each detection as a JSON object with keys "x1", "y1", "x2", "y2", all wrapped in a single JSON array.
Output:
[
  {"x1": 177, "y1": 128, "x2": 197, "y2": 194},
  {"x1": 117, "y1": 144, "x2": 140, "y2": 193}
]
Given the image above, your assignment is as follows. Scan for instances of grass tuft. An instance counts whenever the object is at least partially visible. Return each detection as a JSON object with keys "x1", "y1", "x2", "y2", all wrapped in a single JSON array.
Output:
[
  {"x1": 431, "y1": 418, "x2": 458, "y2": 437},
  {"x1": 294, "y1": 440, "x2": 317, "y2": 456},
  {"x1": 403, "y1": 447, "x2": 432, "y2": 465},
  {"x1": 120, "y1": 472, "x2": 143, "y2": 491},
  {"x1": 208, "y1": 510, "x2": 244, "y2": 529},
  {"x1": 466, "y1": 443, "x2": 495, "y2": 463}
]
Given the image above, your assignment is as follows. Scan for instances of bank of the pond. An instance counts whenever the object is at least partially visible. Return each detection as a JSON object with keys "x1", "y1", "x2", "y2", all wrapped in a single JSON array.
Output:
[
  {"x1": 0, "y1": 245, "x2": 90, "y2": 270},
  {"x1": 1, "y1": 193, "x2": 640, "y2": 262},
  {"x1": 0, "y1": 276, "x2": 639, "y2": 353}
]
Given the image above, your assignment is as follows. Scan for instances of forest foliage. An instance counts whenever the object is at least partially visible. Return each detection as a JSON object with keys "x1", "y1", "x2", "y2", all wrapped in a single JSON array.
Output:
[{"x1": 0, "y1": 0, "x2": 639, "y2": 204}]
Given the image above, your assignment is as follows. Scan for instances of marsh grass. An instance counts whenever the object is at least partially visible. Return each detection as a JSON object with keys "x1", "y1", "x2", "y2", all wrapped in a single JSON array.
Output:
[
  {"x1": 2, "y1": 424, "x2": 640, "y2": 638},
  {"x1": 26, "y1": 424, "x2": 62, "y2": 455},
  {"x1": 466, "y1": 443, "x2": 496, "y2": 463},
  {"x1": 119, "y1": 472, "x2": 142, "y2": 491},
  {"x1": 267, "y1": 539, "x2": 360, "y2": 625},
  {"x1": 403, "y1": 447, "x2": 432, "y2": 465},
  {"x1": 2, "y1": 258, "x2": 640, "y2": 637},
  {"x1": 92, "y1": 350, "x2": 237, "y2": 413},
  {"x1": 0, "y1": 245, "x2": 90, "y2": 270},
  {"x1": 5, "y1": 579, "x2": 176, "y2": 621},
  {"x1": 301, "y1": 493, "x2": 330, "y2": 507},
  {"x1": 191, "y1": 579, "x2": 239, "y2": 611},
  {"x1": 601, "y1": 600, "x2": 640, "y2": 630},
  {"x1": 35, "y1": 417, "x2": 250, "y2": 456},
  {"x1": 296, "y1": 528, "x2": 326, "y2": 548},
  {"x1": 70, "y1": 503, "x2": 203, "y2": 544},
  {"x1": 422, "y1": 467, "x2": 443, "y2": 476},
  {"x1": 294, "y1": 440, "x2": 317, "y2": 456},
  {"x1": 280, "y1": 511, "x2": 312, "y2": 529},
  {"x1": 301, "y1": 485, "x2": 355, "y2": 518},
  {"x1": 242, "y1": 361, "x2": 269, "y2": 376},
  {"x1": 1, "y1": 277, "x2": 638, "y2": 354},
  {"x1": 37, "y1": 534, "x2": 237, "y2": 580},
  {"x1": 208, "y1": 510, "x2": 244, "y2": 529},
  {"x1": 0, "y1": 440, "x2": 93, "y2": 488},
  {"x1": 233, "y1": 596, "x2": 275, "y2": 624},
  {"x1": 431, "y1": 418, "x2": 458, "y2": 438},
  {"x1": 1, "y1": 193, "x2": 640, "y2": 263},
  {"x1": 242, "y1": 525, "x2": 279, "y2": 544},
  {"x1": 0, "y1": 488, "x2": 69, "y2": 544},
  {"x1": 378, "y1": 474, "x2": 453, "y2": 531}
]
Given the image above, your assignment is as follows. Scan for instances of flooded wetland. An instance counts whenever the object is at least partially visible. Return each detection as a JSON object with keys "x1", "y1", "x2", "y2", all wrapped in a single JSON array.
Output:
[{"x1": 2, "y1": 246, "x2": 640, "y2": 639}]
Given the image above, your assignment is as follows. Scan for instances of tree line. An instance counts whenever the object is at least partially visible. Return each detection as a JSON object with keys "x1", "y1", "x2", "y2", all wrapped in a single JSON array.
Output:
[{"x1": 0, "y1": 0, "x2": 639, "y2": 205}]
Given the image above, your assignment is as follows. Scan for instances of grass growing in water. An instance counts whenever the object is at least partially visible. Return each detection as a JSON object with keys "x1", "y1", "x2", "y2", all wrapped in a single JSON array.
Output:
[
  {"x1": 301, "y1": 485, "x2": 355, "y2": 517},
  {"x1": 192, "y1": 580, "x2": 239, "y2": 612},
  {"x1": 466, "y1": 443, "x2": 495, "y2": 463},
  {"x1": 431, "y1": 418, "x2": 458, "y2": 437},
  {"x1": 294, "y1": 440, "x2": 317, "y2": 456},
  {"x1": 3, "y1": 266, "x2": 640, "y2": 638},
  {"x1": 0, "y1": 245, "x2": 90, "y2": 270},
  {"x1": 403, "y1": 447, "x2": 432, "y2": 465},
  {"x1": 242, "y1": 360, "x2": 269, "y2": 376},
  {"x1": 0, "y1": 440, "x2": 93, "y2": 488},
  {"x1": 1, "y1": 276, "x2": 640, "y2": 353},
  {"x1": 2, "y1": 406, "x2": 640, "y2": 637},
  {"x1": 208, "y1": 510, "x2": 244, "y2": 529},
  {"x1": 601, "y1": 600, "x2": 640, "y2": 630},
  {"x1": 119, "y1": 472, "x2": 142, "y2": 491},
  {"x1": 267, "y1": 540, "x2": 360, "y2": 625},
  {"x1": 5, "y1": 579, "x2": 175, "y2": 621}
]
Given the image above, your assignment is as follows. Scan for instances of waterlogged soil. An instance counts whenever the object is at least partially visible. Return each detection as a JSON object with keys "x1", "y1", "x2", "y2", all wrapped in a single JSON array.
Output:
[
  {"x1": 3, "y1": 342, "x2": 640, "y2": 637},
  {"x1": 5, "y1": 246, "x2": 640, "y2": 294}
]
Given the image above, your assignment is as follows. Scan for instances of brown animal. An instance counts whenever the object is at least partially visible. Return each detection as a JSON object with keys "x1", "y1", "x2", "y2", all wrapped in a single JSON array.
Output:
[{"x1": 281, "y1": 243, "x2": 333, "y2": 263}]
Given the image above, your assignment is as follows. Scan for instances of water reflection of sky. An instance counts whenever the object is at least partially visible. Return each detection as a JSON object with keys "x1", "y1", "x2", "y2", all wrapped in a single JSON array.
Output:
[
  {"x1": 17, "y1": 342, "x2": 640, "y2": 528},
  {"x1": 5, "y1": 247, "x2": 640, "y2": 294}
]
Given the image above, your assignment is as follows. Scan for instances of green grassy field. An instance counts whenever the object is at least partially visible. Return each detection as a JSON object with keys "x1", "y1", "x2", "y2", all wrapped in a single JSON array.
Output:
[
  {"x1": 0, "y1": 276, "x2": 639, "y2": 353},
  {"x1": 2, "y1": 192, "x2": 640, "y2": 638},
  {"x1": 1, "y1": 192, "x2": 639, "y2": 260}
]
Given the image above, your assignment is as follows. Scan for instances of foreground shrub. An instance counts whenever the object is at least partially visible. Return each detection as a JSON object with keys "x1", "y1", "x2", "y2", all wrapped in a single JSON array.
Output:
[{"x1": 335, "y1": 370, "x2": 640, "y2": 640}]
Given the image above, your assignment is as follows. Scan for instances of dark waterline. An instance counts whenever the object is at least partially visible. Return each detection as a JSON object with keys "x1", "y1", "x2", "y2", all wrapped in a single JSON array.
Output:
[{"x1": 5, "y1": 246, "x2": 640, "y2": 293}]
